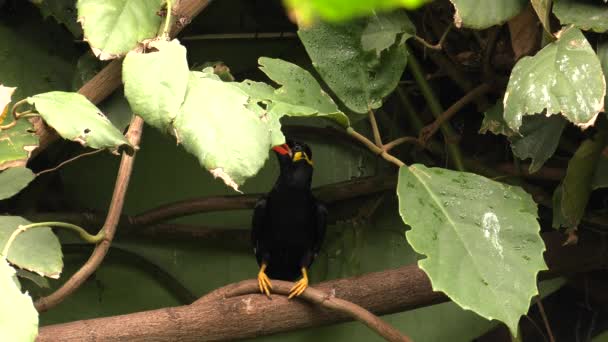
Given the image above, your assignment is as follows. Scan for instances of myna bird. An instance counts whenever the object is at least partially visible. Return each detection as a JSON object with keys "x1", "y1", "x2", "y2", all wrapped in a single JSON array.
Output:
[{"x1": 251, "y1": 140, "x2": 327, "y2": 298}]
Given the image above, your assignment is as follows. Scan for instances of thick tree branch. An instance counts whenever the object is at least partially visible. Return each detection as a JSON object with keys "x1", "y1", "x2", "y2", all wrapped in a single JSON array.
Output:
[
  {"x1": 37, "y1": 231, "x2": 607, "y2": 341},
  {"x1": 34, "y1": 116, "x2": 144, "y2": 312},
  {"x1": 32, "y1": 0, "x2": 213, "y2": 156}
]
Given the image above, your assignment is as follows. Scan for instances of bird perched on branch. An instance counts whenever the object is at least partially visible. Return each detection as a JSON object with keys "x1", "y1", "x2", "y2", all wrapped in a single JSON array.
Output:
[{"x1": 251, "y1": 140, "x2": 327, "y2": 298}]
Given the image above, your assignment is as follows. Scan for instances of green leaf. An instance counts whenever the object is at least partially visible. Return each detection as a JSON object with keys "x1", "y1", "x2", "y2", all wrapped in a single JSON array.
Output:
[
  {"x1": 123, "y1": 39, "x2": 189, "y2": 132},
  {"x1": 592, "y1": 154, "x2": 608, "y2": 190},
  {"x1": 299, "y1": 15, "x2": 410, "y2": 114},
  {"x1": 76, "y1": 0, "x2": 163, "y2": 60},
  {"x1": 0, "y1": 167, "x2": 35, "y2": 200},
  {"x1": 504, "y1": 26, "x2": 605, "y2": 131},
  {"x1": 0, "y1": 260, "x2": 38, "y2": 342},
  {"x1": 531, "y1": 0, "x2": 552, "y2": 34},
  {"x1": 284, "y1": 0, "x2": 428, "y2": 24},
  {"x1": 0, "y1": 120, "x2": 39, "y2": 171},
  {"x1": 551, "y1": 185, "x2": 568, "y2": 229},
  {"x1": 398, "y1": 164, "x2": 547, "y2": 335},
  {"x1": 27, "y1": 91, "x2": 130, "y2": 151},
  {"x1": 449, "y1": 0, "x2": 527, "y2": 29},
  {"x1": 0, "y1": 216, "x2": 62, "y2": 278},
  {"x1": 510, "y1": 115, "x2": 567, "y2": 174},
  {"x1": 553, "y1": 0, "x2": 608, "y2": 33},
  {"x1": 173, "y1": 72, "x2": 272, "y2": 192},
  {"x1": 360, "y1": 10, "x2": 415, "y2": 56},
  {"x1": 561, "y1": 131, "x2": 608, "y2": 227},
  {"x1": 31, "y1": 0, "x2": 83, "y2": 37},
  {"x1": 479, "y1": 102, "x2": 515, "y2": 137},
  {"x1": 236, "y1": 57, "x2": 350, "y2": 134},
  {"x1": 597, "y1": 38, "x2": 608, "y2": 111},
  {"x1": 16, "y1": 268, "x2": 50, "y2": 288}
]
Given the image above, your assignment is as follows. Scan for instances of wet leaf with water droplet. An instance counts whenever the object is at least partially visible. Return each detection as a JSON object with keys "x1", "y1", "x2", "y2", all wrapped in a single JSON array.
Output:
[{"x1": 397, "y1": 164, "x2": 547, "y2": 335}]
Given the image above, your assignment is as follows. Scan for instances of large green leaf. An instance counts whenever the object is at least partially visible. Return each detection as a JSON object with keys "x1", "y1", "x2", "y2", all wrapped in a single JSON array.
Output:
[
  {"x1": 398, "y1": 164, "x2": 547, "y2": 334},
  {"x1": 449, "y1": 0, "x2": 527, "y2": 29},
  {"x1": 76, "y1": 0, "x2": 163, "y2": 60},
  {"x1": 0, "y1": 216, "x2": 62, "y2": 278},
  {"x1": 173, "y1": 72, "x2": 272, "y2": 192},
  {"x1": 0, "y1": 260, "x2": 38, "y2": 342},
  {"x1": 27, "y1": 92, "x2": 129, "y2": 151},
  {"x1": 503, "y1": 26, "x2": 605, "y2": 131},
  {"x1": 510, "y1": 115, "x2": 567, "y2": 174},
  {"x1": 553, "y1": 0, "x2": 608, "y2": 33},
  {"x1": 298, "y1": 14, "x2": 411, "y2": 114},
  {"x1": 0, "y1": 167, "x2": 35, "y2": 200},
  {"x1": 123, "y1": 39, "x2": 189, "y2": 132},
  {"x1": 561, "y1": 131, "x2": 608, "y2": 227},
  {"x1": 284, "y1": 0, "x2": 428, "y2": 24}
]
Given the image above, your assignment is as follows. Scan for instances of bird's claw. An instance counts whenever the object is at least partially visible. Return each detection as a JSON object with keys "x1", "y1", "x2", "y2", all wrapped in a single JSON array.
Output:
[
  {"x1": 258, "y1": 267, "x2": 273, "y2": 298},
  {"x1": 288, "y1": 273, "x2": 308, "y2": 299}
]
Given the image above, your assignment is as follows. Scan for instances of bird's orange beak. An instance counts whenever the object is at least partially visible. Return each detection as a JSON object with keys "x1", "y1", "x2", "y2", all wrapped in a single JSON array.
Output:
[{"x1": 272, "y1": 143, "x2": 292, "y2": 157}]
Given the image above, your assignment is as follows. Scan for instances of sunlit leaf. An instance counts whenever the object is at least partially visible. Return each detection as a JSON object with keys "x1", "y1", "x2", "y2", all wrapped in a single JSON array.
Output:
[
  {"x1": 553, "y1": 0, "x2": 608, "y2": 33},
  {"x1": 27, "y1": 92, "x2": 130, "y2": 151},
  {"x1": 123, "y1": 39, "x2": 189, "y2": 132},
  {"x1": 0, "y1": 260, "x2": 38, "y2": 342},
  {"x1": 173, "y1": 72, "x2": 272, "y2": 192},
  {"x1": 504, "y1": 26, "x2": 605, "y2": 131},
  {"x1": 77, "y1": 0, "x2": 163, "y2": 59},
  {"x1": 0, "y1": 167, "x2": 35, "y2": 200},
  {"x1": 449, "y1": 0, "x2": 527, "y2": 29},
  {"x1": 284, "y1": 0, "x2": 428, "y2": 24},
  {"x1": 398, "y1": 164, "x2": 547, "y2": 334},
  {"x1": 0, "y1": 85, "x2": 16, "y2": 124},
  {"x1": 0, "y1": 216, "x2": 62, "y2": 278}
]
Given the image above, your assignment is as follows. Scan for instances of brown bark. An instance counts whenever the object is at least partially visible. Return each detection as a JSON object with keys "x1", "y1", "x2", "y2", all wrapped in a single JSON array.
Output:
[{"x1": 37, "y1": 231, "x2": 606, "y2": 341}]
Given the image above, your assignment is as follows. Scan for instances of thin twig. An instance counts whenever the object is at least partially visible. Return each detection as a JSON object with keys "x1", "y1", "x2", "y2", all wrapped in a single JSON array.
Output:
[
  {"x1": 162, "y1": 0, "x2": 173, "y2": 37},
  {"x1": 198, "y1": 280, "x2": 411, "y2": 342},
  {"x1": 36, "y1": 149, "x2": 104, "y2": 177},
  {"x1": 368, "y1": 110, "x2": 383, "y2": 147},
  {"x1": 383, "y1": 136, "x2": 421, "y2": 152},
  {"x1": 346, "y1": 128, "x2": 405, "y2": 167},
  {"x1": 413, "y1": 23, "x2": 453, "y2": 50},
  {"x1": 535, "y1": 297, "x2": 556, "y2": 342},
  {"x1": 34, "y1": 116, "x2": 144, "y2": 313},
  {"x1": 419, "y1": 83, "x2": 492, "y2": 144}
]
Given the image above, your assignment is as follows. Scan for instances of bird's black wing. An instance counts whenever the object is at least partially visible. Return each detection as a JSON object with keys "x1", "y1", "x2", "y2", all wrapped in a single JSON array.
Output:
[
  {"x1": 312, "y1": 199, "x2": 327, "y2": 255},
  {"x1": 251, "y1": 196, "x2": 269, "y2": 265}
]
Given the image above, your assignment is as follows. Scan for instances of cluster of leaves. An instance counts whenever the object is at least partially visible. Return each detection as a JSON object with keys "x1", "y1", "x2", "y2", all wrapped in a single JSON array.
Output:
[{"x1": 1, "y1": 0, "x2": 608, "y2": 340}]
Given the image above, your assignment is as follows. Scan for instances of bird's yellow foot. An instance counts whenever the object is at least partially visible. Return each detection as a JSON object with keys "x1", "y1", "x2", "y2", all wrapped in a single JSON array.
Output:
[
  {"x1": 288, "y1": 267, "x2": 308, "y2": 299},
  {"x1": 258, "y1": 263, "x2": 273, "y2": 297}
]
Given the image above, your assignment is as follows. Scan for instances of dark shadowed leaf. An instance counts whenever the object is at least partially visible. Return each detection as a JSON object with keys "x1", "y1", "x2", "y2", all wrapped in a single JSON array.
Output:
[{"x1": 510, "y1": 115, "x2": 567, "y2": 174}]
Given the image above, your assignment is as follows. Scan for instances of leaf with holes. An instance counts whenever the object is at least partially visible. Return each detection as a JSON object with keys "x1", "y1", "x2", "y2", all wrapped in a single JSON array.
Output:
[
  {"x1": 450, "y1": 0, "x2": 527, "y2": 29},
  {"x1": 27, "y1": 92, "x2": 130, "y2": 151},
  {"x1": 0, "y1": 260, "x2": 38, "y2": 341},
  {"x1": 299, "y1": 14, "x2": 410, "y2": 115},
  {"x1": 0, "y1": 167, "x2": 35, "y2": 200},
  {"x1": 123, "y1": 39, "x2": 189, "y2": 132},
  {"x1": 504, "y1": 26, "x2": 605, "y2": 131},
  {"x1": 553, "y1": 0, "x2": 608, "y2": 33},
  {"x1": 77, "y1": 0, "x2": 164, "y2": 59},
  {"x1": 173, "y1": 72, "x2": 272, "y2": 192},
  {"x1": 0, "y1": 216, "x2": 62, "y2": 278},
  {"x1": 0, "y1": 120, "x2": 38, "y2": 171},
  {"x1": 398, "y1": 164, "x2": 547, "y2": 335}
]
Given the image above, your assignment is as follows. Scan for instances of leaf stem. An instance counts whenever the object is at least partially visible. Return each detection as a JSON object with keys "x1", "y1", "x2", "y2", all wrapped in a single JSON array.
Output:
[
  {"x1": 406, "y1": 45, "x2": 465, "y2": 171},
  {"x1": 368, "y1": 110, "x2": 383, "y2": 147},
  {"x1": 346, "y1": 127, "x2": 405, "y2": 167},
  {"x1": 163, "y1": 0, "x2": 173, "y2": 37},
  {"x1": 1, "y1": 222, "x2": 103, "y2": 257}
]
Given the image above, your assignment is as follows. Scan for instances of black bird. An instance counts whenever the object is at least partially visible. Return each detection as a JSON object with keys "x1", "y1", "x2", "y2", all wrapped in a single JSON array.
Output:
[{"x1": 251, "y1": 140, "x2": 327, "y2": 298}]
